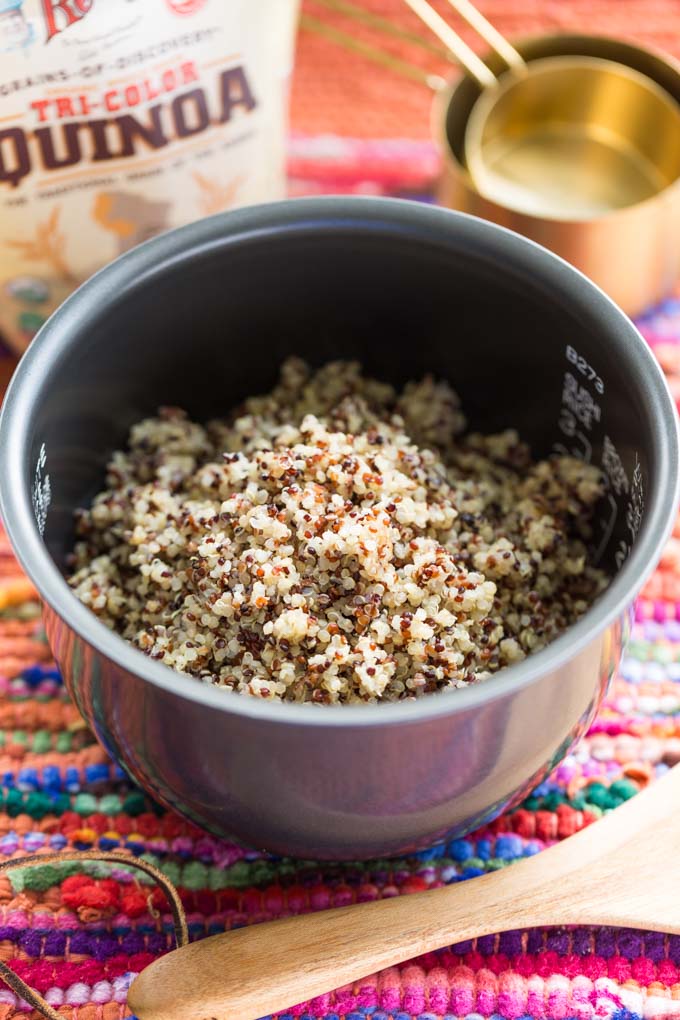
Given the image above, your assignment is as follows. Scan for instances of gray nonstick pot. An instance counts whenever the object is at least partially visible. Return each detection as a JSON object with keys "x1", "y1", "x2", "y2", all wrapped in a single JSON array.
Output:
[{"x1": 0, "y1": 197, "x2": 677, "y2": 860}]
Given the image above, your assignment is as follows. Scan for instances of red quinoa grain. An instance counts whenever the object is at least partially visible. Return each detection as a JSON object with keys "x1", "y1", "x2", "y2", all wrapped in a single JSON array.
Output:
[{"x1": 68, "y1": 358, "x2": 607, "y2": 704}]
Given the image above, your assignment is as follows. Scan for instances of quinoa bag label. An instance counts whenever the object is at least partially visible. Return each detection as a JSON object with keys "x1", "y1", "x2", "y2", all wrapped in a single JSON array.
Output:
[{"x1": 0, "y1": 0, "x2": 300, "y2": 353}]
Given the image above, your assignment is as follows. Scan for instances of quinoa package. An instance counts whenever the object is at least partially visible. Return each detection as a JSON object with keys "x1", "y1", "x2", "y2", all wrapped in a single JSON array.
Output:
[{"x1": 0, "y1": 0, "x2": 300, "y2": 353}]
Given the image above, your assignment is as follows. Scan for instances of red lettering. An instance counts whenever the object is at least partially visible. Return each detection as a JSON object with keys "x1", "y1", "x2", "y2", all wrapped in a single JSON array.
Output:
[
  {"x1": 1, "y1": 70, "x2": 257, "y2": 188},
  {"x1": 42, "y1": 0, "x2": 79, "y2": 41},
  {"x1": 56, "y1": 97, "x2": 75, "y2": 118},
  {"x1": 42, "y1": 0, "x2": 93, "y2": 43},
  {"x1": 144, "y1": 79, "x2": 160, "y2": 102},
  {"x1": 124, "y1": 85, "x2": 141, "y2": 108},
  {"x1": 180, "y1": 61, "x2": 199, "y2": 86},
  {"x1": 162, "y1": 70, "x2": 177, "y2": 93},
  {"x1": 31, "y1": 100, "x2": 51, "y2": 124}
]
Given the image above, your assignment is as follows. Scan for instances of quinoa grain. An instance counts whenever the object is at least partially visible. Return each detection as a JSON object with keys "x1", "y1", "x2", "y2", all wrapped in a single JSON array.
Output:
[{"x1": 68, "y1": 358, "x2": 607, "y2": 704}]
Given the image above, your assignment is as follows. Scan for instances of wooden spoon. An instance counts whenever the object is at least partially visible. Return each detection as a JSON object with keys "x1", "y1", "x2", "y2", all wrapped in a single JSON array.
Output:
[{"x1": 128, "y1": 764, "x2": 680, "y2": 1020}]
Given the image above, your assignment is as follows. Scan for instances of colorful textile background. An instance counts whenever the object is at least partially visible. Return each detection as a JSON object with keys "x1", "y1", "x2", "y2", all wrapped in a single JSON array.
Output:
[
  {"x1": 0, "y1": 306, "x2": 679, "y2": 1020},
  {"x1": 1, "y1": 4, "x2": 680, "y2": 1018},
  {"x1": 289, "y1": 0, "x2": 680, "y2": 196}
]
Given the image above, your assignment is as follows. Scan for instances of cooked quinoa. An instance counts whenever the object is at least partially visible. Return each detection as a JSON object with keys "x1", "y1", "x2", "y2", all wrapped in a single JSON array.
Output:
[{"x1": 68, "y1": 358, "x2": 607, "y2": 704}]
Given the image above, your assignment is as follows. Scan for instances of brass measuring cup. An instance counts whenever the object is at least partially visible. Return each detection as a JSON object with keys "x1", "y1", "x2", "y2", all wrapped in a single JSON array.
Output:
[
  {"x1": 464, "y1": 55, "x2": 680, "y2": 223},
  {"x1": 436, "y1": 33, "x2": 680, "y2": 317},
  {"x1": 301, "y1": 1, "x2": 680, "y2": 316}
]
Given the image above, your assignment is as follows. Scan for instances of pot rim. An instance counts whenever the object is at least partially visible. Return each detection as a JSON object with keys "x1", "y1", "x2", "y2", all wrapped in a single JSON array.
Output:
[{"x1": 1, "y1": 195, "x2": 678, "y2": 729}]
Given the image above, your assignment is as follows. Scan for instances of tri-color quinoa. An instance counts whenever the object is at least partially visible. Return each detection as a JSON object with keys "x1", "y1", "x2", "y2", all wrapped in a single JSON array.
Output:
[{"x1": 68, "y1": 359, "x2": 607, "y2": 704}]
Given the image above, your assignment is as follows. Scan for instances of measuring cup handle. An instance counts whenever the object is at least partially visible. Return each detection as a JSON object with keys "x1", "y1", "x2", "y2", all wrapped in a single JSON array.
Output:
[
  {"x1": 404, "y1": 0, "x2": 525, "y2": 89},
  {"x1": 445, "y1": 0, "x2": 525, "y2": 75}
]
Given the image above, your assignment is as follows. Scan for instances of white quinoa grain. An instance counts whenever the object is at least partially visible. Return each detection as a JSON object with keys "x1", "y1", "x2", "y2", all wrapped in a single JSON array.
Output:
[{"x1": 68, "y1": 358, "x2": 607, "y2": 704}]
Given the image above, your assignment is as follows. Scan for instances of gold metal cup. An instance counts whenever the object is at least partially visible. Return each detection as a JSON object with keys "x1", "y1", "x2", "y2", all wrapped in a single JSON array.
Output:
[
  {"x1": 465, "y1": 56, "x2": 680, "y2": 219},
  {"x1": 435, "y1": 34, "x2": 680, "y2": 316}
]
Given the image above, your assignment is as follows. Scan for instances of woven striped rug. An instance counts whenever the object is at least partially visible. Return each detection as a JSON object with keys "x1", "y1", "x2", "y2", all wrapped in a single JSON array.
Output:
[
  {"x1": 0, "y1": 309, "x2": 675, "y2": 1020},
  {"x1": 1, "y1": 3, "x2": 680, "y2": 1016}
]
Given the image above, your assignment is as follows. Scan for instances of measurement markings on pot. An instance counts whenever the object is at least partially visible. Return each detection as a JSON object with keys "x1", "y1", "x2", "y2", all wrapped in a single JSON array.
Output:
[
  {"x1": 596, "y1": 448, "x2": 644, "y2": 569},
  {"x1": 31, "y1": 443, "x2": 51, "y2": 538},
  {"x1": 554, "y1": 345, "x2": 644, "y2": 567},
  {"x1": 554, "y1": 348, "x2": 602, "y2": 465},
  {"x1": 555, "y1": 345, "x2": 607, "y2": 561},
  {"x1": 623, "y1": 456, "x2": 645, "y2": 558},
  {"x1": 566, "y1": 344, "x2": 604, "y2": 395}
]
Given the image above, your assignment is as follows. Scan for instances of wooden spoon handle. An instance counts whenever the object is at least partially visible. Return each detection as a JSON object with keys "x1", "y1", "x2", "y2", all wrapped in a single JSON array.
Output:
[
  {"x1": 128, "y1": 765, "x2": 680, "y2": 1020},
  {"x1": 128, "y1": 869, "x2": 526, "y2": 1020}
]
